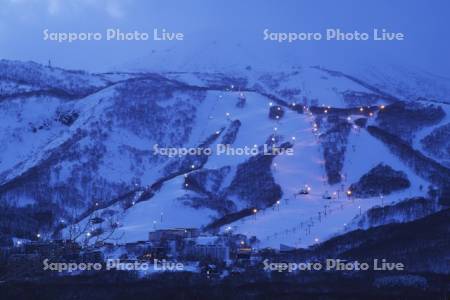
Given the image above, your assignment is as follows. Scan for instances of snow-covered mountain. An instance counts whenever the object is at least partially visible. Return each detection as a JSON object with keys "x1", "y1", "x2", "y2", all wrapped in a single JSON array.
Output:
[{"x1": 0, "y1": 59, "x2": 448, "y2": 249}]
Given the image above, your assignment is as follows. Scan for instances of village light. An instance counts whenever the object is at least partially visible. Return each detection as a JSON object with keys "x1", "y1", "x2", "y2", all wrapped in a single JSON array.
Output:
[
  {"x1": 225, "y1": 112, "x2": 230, "y2": 117},
  {"x1": 276, "y1": 200, "x2": 280, "y2": 205},
  {"x1": 347, "y1": 116, "x2": 352, "y2": 121},
  {"x1": 314, "y1": 238, "x2": 319, "y2": 243},
  {"x1": 324, "y1": 109, "x2": 328, "y2": 113},
  {"x1": 215, "y1": 131, "x2": 220, "y2": 135},
  {"x1": 274, "y1": 127, "x2": 278, "y2": 131},
  {"x1": 291, "y1": 136, "x2": 296, "y2": 140},
  {"x1": 380, "y1": 105, "x2": 385, "y2": 109},
  {"x1": 369, "y1": 112, "x2": 374, "y2": 117},
  {"x1": 347, "y1": 190, "x2": 352, "y2": 196},
  {"x1": 86, "y1": 232, "x2": 91, "y2": 237},
  {"x1": 269, "y1": 102, "x2": 273, "y2": 106},
  {"x1": 36, "y1": 233, "x2": 41, "y2": 239},
  {"x1": 191, "y1": 164, "x2": 195, "y2": 169},
  {"x1": 359, "y1": 107, "x2": 364, "y2": 112},
  {"x1": 253, "y1": 208, "x2": 258, "y2": 214}
]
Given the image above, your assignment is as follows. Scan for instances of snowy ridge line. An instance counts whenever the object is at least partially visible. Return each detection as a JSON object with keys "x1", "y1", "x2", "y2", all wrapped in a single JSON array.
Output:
[
  {"x1": 0, "y1": 85, "x2": 117, "y2": 191},
  {"x1": 415, "y1": 97, "x2": 450, "y2": 106},
  {"x1": 312, "y1": 66, "x2": 400, "y2": 102},
  {"x1": 0, "y1": 130, "x2": 87, "y2": 194},
  {"x1": 0, "y1": 89, "x2": 80, "y2": 101},
  {"x1": 0, "y1": 75, "x2": 207, "y2": 196}
]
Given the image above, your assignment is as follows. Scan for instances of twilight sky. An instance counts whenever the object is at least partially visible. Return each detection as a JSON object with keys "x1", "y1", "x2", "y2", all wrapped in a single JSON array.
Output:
[{"x1": 0, "y1": 0, "x2": 449, "y2": 76}]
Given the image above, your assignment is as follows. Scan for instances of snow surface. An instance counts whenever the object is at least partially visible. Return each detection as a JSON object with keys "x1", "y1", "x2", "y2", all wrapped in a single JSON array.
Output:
[{"x1": 1, "y1": 60, "x2": 442, "y2": 250}]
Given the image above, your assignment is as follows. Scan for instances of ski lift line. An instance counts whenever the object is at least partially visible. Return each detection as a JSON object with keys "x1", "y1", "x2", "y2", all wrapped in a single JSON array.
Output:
[{"x1": 253, "y1": 195, "x2": 365, "y2": 242}]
